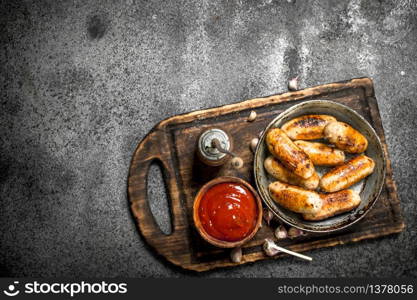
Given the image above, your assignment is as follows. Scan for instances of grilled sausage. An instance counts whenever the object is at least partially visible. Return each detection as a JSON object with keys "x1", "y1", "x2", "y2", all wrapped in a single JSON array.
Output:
[
  {"x1": 264, "y1": 156, "x2": 319, "y2": 190},
  {"x1": 294, "y1": 140, "x2": 345, "y2": 166},
  {"x1": 281, "y1": 114, "x2": 337, "y2": 140},
  {"x1": 324, "y1": 121, "x2": 368, "y2": 153},
  {"x1": 302, "y1": 189, "x2": 361, "y2": 221},
  {"x1": 320, "y1": 155, "x2": 375, "y2": 192},
  {"x1": 266, "y1": 128, "x2": 315, "y2": 179},
  {"x1": 268, "y1": 181, "x2": 322, "y2": 214}
]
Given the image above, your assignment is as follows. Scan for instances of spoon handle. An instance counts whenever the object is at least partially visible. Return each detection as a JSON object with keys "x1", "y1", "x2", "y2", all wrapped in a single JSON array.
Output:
[
  {"x1": 211, "y1": 138, "x2": 238, "y2": 157},
  {"x1": 275, "y1": 245, "x2": 312, "y2": 261}
]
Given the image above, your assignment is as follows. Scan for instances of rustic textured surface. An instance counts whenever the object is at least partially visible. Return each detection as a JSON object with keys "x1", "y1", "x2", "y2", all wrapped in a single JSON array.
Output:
[{"x1": 1, "y1": 0, "x2": 416, "y2": 277}]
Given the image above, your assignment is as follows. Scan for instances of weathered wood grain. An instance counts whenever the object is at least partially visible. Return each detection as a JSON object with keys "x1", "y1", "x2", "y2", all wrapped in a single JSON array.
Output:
[{"x1": 128, "y1": 78, "x2": 404, "y2": 271}]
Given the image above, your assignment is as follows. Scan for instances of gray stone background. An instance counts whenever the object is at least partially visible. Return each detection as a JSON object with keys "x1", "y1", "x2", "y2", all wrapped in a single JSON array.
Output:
[{"x1": 1, "y1": 0, "x2": 416, "y2": 277}]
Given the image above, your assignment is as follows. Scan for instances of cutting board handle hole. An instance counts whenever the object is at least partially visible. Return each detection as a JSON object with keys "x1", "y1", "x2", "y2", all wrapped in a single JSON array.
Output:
[{"x1": 147, "y1": 160, "x2": 173, "y2": 235}]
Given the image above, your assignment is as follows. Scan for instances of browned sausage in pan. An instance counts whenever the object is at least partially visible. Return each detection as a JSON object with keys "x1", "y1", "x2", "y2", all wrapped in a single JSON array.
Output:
[
  {"x1": 324, "y1": 121, "x2": 368, "y2": 153},
  {"x1": 302, "y1": 189, "x2": 361, "y2": 221},
  {"x1": 294, "y1": 140, "x2": 345, "y2": 166},
  {"x1": 320, "y1": 155, "x2": 375, "y2": 192},
  {"x1": 281, "y1": 114, "x2": 337, "y2": 140},
  {"x1": 269, "y1": 181, "x2": 322, "y2": 214},
  {"x1": 266, "y1": 128, "x2": 315, "y2": 179},
  {"x1": 264, "y1": 156, "x2": 319, "y2": 190}
]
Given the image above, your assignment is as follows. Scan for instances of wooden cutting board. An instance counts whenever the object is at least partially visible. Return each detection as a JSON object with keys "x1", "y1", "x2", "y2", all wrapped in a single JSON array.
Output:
[{"x1": 128, "y1": 78, "x2": 404, "y2": 271}]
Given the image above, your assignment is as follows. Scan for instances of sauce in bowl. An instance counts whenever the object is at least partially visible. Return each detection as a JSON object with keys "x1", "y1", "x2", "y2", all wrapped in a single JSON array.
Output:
[{"x1": 198, "y1": 182, "x2": 258, "y2": 242}]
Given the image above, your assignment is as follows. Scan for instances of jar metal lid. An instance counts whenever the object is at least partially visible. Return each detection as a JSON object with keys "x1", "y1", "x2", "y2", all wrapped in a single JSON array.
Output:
[{"x1": 198, "y1": 128, "x2": 231, "y2": 162}]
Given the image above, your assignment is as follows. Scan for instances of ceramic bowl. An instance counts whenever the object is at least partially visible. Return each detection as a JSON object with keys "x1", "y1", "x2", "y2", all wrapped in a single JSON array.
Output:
[{"x1": 193, "y1": 176, "x2": 263, "y2": 248}]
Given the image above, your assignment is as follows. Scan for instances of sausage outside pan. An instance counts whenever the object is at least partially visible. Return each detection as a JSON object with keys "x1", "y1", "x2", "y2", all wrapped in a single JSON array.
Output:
[
  {"x1": 324, "y1": 121, "x2": 368, "y2": 153},
  {"x1": 264, "y1": 156, "x2": 319, "y2": 190},
  {"x1": 294, "y1": 140, "x2": 345, "y2": 166},
  {"x1": 266, "y1": 128, "x2": 315, "y2": 179},
  {"x1": 302, "y1": 189, "x2": 361, "y2": 221},
  {"x1": 281, "y1": 114, "x2": 337, "y2": 140},
  {"x1": 268, "y1": 181, "x2": 322, "y2": 214},
  {"x1": 320, "y1": 155, "x2": 375, "y2": 192}
]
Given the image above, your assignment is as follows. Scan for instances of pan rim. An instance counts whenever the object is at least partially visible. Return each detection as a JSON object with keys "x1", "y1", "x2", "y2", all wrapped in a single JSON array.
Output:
[{"x1": 253, "y1": 100, "x2": 386, "y2": 233}]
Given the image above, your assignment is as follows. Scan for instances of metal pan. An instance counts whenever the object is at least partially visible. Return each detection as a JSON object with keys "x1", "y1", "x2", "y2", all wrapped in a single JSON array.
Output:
[{"x1": 254, "y1": 100, "x2": 386, "y2": 232}]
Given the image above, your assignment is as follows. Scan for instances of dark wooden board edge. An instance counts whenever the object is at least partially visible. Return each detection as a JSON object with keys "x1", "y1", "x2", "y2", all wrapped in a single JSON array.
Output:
[
  {"x1": 185, "y1": 221, "x2": 405, "y2": 272},
  {"x1": 128, "y1": 77, "x2": 405, "y2": 272},
  {"x1": 155, "y1": 78, "x2": 375, "y2": 130},
  {"x1": 366, "y1": 96, "x2": 404, "y2": 223}
]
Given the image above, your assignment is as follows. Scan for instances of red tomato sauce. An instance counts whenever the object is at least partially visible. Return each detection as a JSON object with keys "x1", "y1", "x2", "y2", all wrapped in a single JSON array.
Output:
[{"x1": 198, "y1": 182, "x2": 258, "y2": 242}]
